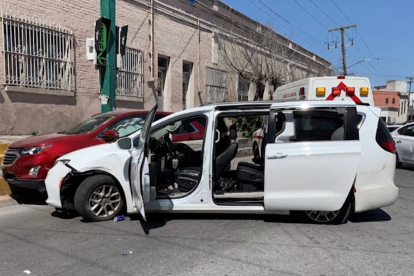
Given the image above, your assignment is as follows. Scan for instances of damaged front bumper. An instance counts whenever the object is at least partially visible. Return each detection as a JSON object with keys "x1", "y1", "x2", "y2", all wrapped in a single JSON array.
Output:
[{"x1": 45, "y1": 161, "x2": 72, "y2": 209}]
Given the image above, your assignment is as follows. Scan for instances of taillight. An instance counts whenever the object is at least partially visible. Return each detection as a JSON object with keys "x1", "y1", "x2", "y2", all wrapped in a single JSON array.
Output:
[
  {"x1": 379, "y1": 141, "x2": 396, "y2": 154},
  {"x1": 376, "y1": 119, "x2": 396, "y2": 154},
  {"x1": 337, "y1": 75, "x2": 345, "y2": 79},
  {"x1": 332, "y1": 87, "x2": 341, "y2": 96},
  {"x1": 346, "y1": 86, "x2": 355, "y2": 96},
  {"x1": 299, "y1": 87, "x2": 305, "y2": 99}
]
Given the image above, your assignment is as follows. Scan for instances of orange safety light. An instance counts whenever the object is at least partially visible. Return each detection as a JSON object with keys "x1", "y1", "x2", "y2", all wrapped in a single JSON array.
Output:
[
  {"x1": 346, "y1": 86, "x2": 355, "y2": 96},
  {"x1": 316, "y1": 87, "x2": 326, "y2": 96},
  {"x1": 360, "y1": 87, "x2": 369, "y2": 96},
  {"x1": 332, "y1": 87, "x2": 341, "y2": 96}
]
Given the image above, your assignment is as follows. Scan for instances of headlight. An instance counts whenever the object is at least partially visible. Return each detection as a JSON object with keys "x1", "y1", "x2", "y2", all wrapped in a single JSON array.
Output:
[
  {"x1": 53, "y1": 159, "x2": 70, "y2": 167},
  {"x1": 20, "y1": 145, "x2": 51, "y2": 156}
]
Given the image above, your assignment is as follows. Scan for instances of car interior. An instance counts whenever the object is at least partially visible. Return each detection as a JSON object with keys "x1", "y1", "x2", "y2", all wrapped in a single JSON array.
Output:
[
  {"x1": 147, "y1": 116, "x2": 207, "y2": 199},
  {"x1": 213, "y1": 113, "x2": 268, "y2": 205}
]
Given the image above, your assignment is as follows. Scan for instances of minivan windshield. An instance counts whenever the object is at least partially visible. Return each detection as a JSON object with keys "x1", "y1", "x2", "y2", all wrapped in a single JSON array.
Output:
[{"x1": 65, "y1": 114, "x2": 116, "y2": 135}]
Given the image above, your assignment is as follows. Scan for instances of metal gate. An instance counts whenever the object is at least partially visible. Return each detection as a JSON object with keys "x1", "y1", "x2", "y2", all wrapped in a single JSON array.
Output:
[
  {"x1": 116, "y1": 47, "x2": 144, "y2": 98},
  {"x1": 206, "y1": 67, "x2": 228, "y2": 103}
]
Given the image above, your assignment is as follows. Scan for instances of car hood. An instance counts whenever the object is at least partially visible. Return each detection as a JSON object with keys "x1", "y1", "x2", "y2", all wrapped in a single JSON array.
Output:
[
  {"x1": 9, "y1": 133, "x2": 90, "y2": 148},
  {"x1": 56, "y1": 142, "x2": 132, "y2": 174}
]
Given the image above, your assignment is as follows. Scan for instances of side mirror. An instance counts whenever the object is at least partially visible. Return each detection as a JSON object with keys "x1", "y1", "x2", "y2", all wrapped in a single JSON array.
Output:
[
  {"x1": 102, "y1": 129, "x2": 119, "y2": 141},
  {"x1": 117, "y1": 137, "x2": 133, "y2": 150}
]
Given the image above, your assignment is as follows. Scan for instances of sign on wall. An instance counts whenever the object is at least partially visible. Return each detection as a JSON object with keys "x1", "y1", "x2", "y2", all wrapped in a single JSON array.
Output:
[{"x1": 95, "y1": 17, "x2": 112, "y2": 67}]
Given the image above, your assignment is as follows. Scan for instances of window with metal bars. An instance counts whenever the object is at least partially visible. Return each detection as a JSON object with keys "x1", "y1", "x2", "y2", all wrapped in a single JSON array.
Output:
[
  {"x1": 117, "y1": 47, "x2": 144, "y2": 98},
  {"x1": 1, "y1": 13, "x2": 74, "y2": 92}
]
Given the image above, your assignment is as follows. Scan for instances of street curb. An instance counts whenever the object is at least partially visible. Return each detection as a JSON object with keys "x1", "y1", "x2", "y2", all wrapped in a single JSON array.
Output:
[
  {"x1": 0, "y1": 143, "x2": 11, "y2": 196},
  {"x1": 0, "y1": 195, "x2": 17, "y2": 208}
]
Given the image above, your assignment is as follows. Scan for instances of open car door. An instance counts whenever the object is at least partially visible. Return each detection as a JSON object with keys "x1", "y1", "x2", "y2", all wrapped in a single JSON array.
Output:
[
  {"x1": 264, "y1": 101, "x2": 361, "y2": 212},
  {"x1": 130, "y1": 105, "x2": 158, "y2": 219}
]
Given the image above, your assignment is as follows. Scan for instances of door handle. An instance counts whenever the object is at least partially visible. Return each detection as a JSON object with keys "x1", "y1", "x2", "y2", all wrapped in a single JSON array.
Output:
[
  {"x1": 396, "y1": 140, "x2": 402, "y2": 144},
  {"x1": 267, "y1": 153, "x2": 288, "y2": 159}
]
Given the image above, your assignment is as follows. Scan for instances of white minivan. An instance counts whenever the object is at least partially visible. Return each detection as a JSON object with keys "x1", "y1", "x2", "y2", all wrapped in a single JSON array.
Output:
[{"x1": 45, "y1": 101, "x2": 398, "y2": 224}]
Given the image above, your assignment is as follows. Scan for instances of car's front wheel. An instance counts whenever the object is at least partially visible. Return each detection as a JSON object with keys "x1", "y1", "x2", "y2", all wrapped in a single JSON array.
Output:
[
  {"x1": 74, "y1": 175, "x2": 124, "y2": 222},
  {"x1": 253, "y1": 143, "x2": 260, "y2": 159},
  {"x1": 304, "y1": 193, "x2": 353, "y2": 224}
]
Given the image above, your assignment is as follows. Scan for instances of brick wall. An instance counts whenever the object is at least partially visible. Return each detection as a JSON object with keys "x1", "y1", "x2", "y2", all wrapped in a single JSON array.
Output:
[
  {"x1": 0, "y1": 0, "x2": 331, "y2": 135},
  {"x1": 373, "y1": 91, "x2": 400, "y2": 108}
]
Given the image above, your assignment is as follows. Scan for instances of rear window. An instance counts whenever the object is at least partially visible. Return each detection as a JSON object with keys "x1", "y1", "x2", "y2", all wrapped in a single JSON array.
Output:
[{"x1": 376, "y1": 119, "x2": 394, "y2": 142}]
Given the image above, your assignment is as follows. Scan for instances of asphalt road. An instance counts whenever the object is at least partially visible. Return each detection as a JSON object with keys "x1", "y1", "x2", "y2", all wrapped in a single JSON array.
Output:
[{"x1": 0, "y1": 167, "x2": 413, "y2": 276}]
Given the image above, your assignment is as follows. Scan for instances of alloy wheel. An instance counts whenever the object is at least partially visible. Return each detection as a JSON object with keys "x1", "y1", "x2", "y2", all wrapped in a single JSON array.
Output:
[
  {"x1": 305, "y1": 210, "x2": 340, "y2": 223},
  {"x1": 89, "y1": 185, "x2": 121, "y2": 217}
]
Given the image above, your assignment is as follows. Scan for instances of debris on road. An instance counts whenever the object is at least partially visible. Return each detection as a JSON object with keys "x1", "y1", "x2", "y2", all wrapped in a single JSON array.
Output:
[{"x1": 114, "y1": 215, "x2": 126, "y2": 222}]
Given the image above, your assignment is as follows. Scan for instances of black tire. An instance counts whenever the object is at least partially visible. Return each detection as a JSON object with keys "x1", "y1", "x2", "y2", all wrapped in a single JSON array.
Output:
[
  {"x1": 253, "y1": 143, "x2": 260, "y2": 159},
  {"x1": 74, "y1": 175, "x2": 125, "y2": 222},
  {"x1": 303, "y1": 193, "x2": 353, "y2": 225},
  {"x1": 396, "y1": 154, "x2": 403, "y2": 168}
]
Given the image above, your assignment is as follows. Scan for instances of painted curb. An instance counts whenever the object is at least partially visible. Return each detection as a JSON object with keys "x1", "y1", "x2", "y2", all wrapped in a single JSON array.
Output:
[{"x1": 0, "y1": 143, "x2": 11, "y2": 196}]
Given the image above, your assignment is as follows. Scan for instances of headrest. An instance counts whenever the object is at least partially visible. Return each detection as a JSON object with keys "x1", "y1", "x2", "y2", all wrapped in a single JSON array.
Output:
[{"x1": 230, "y1": 124, "x2": 237, "y2": 140}]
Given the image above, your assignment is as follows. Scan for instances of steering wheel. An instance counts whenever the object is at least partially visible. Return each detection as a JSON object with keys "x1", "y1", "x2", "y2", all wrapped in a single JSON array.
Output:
[{"x1": 164, "y1": 133, "x2": 178, "y2": 159}]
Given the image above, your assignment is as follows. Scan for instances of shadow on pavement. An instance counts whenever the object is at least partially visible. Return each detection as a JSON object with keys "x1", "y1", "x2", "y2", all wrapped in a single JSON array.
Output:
[
  {"x1": 51, "y1": 209, "x2": 80, "y2": 220},
  {"x1": 398, "y1": 164, "x2": 414, "y2": 172},
  {"x1": 349, "y1": 208, "x2": 391, "y2": 223},
  {"x1": 130, "y1": 212, "x2": 312, "y2": 234},
  {"x1": 10, "y1": 191, "x2": 47, "y2": 205}
]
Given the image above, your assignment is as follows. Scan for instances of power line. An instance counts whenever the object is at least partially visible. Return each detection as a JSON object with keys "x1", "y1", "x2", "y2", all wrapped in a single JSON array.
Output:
[
  {"x1": 293, "y1": 0, "x2": 328, "y2": 29},
  {"x1": 329, "y1": 0, "x2": 389, "y2": 76},
  {"x1": 356, "y1": 28, "x2": 389, "y2": 75},
  {"x1": 254, "y1": 0, "x2": 340, "y2": 62},
  {"x1": 330, "y1": 0, "x2": 353, "y2": 25},
  {"x1": 309, "y1": 0, "x2": 340, "y2": 26},
  {"x1": 257, "y1": 0, "x2": 290, "y2": 24},
  {"x1": 250, "y1": 0, "x2": 337, "y2": 59},
  {"x1": 255, "y1": 0, "x2": 326, "y2": 47}
]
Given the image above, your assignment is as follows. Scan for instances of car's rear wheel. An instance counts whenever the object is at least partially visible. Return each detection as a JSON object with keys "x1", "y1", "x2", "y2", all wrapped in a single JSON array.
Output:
[
  {"x1": 304, "y1": 193, "x2": 353, "y2": 224},
  {"x1": 74, "y1": 175, "x2": 124, "y2": 222},
  {"x1": 253, "y1": 143, "x2": 260, "y2": 159},
  {"x1": 396, "y1": 154, "x2": 402, "y2": 168}
]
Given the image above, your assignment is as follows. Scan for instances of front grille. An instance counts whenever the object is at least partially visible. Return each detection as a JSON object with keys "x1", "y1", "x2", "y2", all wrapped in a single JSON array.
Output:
[{"x1": 2, "y1": 148, "x2": 21, "y2": 166}]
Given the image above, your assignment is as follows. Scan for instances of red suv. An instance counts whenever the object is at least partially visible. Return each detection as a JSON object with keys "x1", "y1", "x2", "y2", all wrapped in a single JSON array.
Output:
[{"x1": 1, "y1": 110, "x2": 171, "y2": 193}]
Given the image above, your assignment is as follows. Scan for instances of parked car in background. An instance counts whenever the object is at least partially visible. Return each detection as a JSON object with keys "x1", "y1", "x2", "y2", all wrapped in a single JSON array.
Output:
[
  {"x1": 1, "y1": 110, "x2": 171, "y2": 194},
  {"x1": 45, "y1": 101, "x2": 398, "y2": 224},
  {"x1": 387, "y1": 125, "x2": 403, "y2": 133},
  {"x1": 390, "y1": 123, "x2": 414, "y2": 168}
]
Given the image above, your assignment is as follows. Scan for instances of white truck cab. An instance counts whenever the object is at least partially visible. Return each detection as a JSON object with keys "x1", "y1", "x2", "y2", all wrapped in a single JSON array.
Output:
[{"x1": 273, "y1": 76, "x2": 373, "y2": 105}]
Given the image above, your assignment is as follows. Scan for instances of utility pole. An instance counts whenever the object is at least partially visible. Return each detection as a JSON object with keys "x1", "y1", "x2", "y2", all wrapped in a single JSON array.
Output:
[
  {"x1": 100, "y1": 0, "x2": 116, "y2": 112},
  {"x1": 328, "y1": 25, "x2": 357, "y2": 76},
  {"x1": 408, "y1": 76, "x2": 414, "y2": 120},
  {"x1": 407, "y1": 76, "x2": 414, "y2": 93}
]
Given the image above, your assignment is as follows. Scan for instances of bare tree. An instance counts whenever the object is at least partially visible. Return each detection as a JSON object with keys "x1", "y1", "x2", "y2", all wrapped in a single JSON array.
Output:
[{"x1": 217, "y1": 22, "x2": 329, "y2": 100}]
